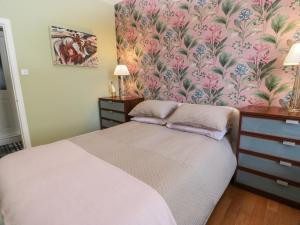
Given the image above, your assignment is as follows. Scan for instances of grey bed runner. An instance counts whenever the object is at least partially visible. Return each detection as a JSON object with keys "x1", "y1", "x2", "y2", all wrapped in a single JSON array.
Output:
[{"x1": 71, "y1": 122, "x2": 236, "y2": 225}]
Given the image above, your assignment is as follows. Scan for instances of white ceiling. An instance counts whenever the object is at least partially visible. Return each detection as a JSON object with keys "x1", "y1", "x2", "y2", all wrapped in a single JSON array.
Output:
[{"x1": 101, "y1": 0, "x2": 122, "y2": 5}]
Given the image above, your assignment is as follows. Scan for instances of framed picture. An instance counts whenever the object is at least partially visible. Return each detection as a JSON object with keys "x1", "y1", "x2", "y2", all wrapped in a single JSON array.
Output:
[{"x1": 50, "y1": 26, "x2": 99, "y2": 67}]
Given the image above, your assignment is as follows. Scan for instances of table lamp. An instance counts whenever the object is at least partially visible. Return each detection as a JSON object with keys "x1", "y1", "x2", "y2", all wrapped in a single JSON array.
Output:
[
  {"x1": 284, "y1": 43, "x2": 300, "y2": 112},
  {"x1": 114, "y1": 65, "x2": 130, "y2": 97}
]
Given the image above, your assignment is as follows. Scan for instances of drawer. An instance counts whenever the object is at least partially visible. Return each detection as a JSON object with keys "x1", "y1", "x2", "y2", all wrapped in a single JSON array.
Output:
[
  {"x1": 241, "y1": 116, "x2": 300, "y2": 140},
  {"x1": 240, "y1": 135, "x2": 300, "y2": 161},
  {"x1": 101, "y1": 119, "x2": 121, "y2": 128},
  {"x1": 101, "y1": 109, "x2": 126, "y2": 122},
  {"x1": 100, "y1": 100, "x2": 125, "y2": 112},
  {"x1": 238, "y1": 153, "x2": 300, "y2": 183},
  {"x1": 236, "y1": 170, "x2": 300, "y2": 203}
]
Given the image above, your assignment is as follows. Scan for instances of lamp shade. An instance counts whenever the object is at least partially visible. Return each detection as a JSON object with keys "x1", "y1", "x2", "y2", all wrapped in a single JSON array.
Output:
[
  {"x1": 114, "y1": 65, "x2": 130, "y2": 76},
  {"x1": 284, "y1": 43, "x2": 300, "y2": 66}
]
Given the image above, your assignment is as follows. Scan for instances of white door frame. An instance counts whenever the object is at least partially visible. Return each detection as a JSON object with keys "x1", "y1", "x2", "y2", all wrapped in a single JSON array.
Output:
[{"x1": 0, "y1": 18, "x2": 31, "y2": 148}]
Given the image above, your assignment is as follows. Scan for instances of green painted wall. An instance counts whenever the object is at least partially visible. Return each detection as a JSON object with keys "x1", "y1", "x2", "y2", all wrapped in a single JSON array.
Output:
[{"x1": 0, "y1": 0, "x2": 117, "y2": 146}]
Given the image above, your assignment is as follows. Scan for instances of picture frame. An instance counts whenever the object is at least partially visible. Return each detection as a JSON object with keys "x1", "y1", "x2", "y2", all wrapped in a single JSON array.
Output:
[{"x1": 50, "y1": 26, "x2": 99, "y2": 67}]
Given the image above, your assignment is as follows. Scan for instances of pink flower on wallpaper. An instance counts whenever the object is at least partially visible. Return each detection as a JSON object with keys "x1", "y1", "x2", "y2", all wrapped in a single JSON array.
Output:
[
  {"x1": 172, "y1": 56, "x2": 186, "y2": 72},
  {"x1": 126, "y1": 28, "x2": 137, "y2": 42},
  {"x1": 203, "y1": 74, "x2": 220, "y2": 89},
  {"x1": 174, "y1": 95, "x2": 185, "y2": 103},
  {"x1": 140, "y1": 37, "x2": 150, "y2": 47},
  {"x1": 128, "y1": 64, "x2": 138, "y2": 74},
  {"x1": 175, "y1": 55, "x2": 185, "y2": 64},
  {"x1": 248, "y1": 43, "x2": 270, "y2": 64},
  {"x1": 147, "y1": 40, "x2": 159, "y2": 54},
  {"x1": 148, "y1": 77, "x2": 159, "y2": 89},
  {"x1": 124, "y1": 0, "x2": 136, "y2": 5},
  {"x1": 145, "y1": 0, "x2": 158, "y2": 15},
  {"x1": 173, "y1": 12, "x2": 186, "y2": 28},
  {"x1": 253, "y1": 43, "x2": 269, "y2": 52},
  {"x1": 252, "y1": 0, "x2": 274, "y2": 6},
  {"x1": 252, "y1": 0, "x2": 264, "y2": 5},
  {"x1": 206, "y1": 74, "x2": 219, "y2": 81},
  {"x1": 206, "y1": 25, "x2": 222, "y2": 43}
]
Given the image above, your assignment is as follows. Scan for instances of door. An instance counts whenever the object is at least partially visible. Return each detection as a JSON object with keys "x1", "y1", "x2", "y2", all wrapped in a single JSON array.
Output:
[{"x1": 0, "y1": 31, "x2": 21, "y2": 143}]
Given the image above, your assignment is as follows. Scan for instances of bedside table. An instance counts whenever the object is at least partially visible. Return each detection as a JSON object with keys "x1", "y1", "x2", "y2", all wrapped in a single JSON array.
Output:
[
  {"x1": 99, "y1": 96, "x2": 144, "y2": 129},
  {"x1": 235, "y1": 106, "x2": 300, "y2": 208}
]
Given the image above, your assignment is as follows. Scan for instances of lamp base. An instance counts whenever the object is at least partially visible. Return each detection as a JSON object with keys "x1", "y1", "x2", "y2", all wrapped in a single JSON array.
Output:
[
  {"x1": 288, "y1": 66, "x2": 300, "y2": 112},
  {"x1": 118, "y1": 76, "x2": 127, "y2": 97}
]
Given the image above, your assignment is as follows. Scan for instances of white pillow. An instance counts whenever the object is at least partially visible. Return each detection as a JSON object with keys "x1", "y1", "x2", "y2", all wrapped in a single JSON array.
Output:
[
  {"x1": 131, "y1": 117, "x2": 167, "y2": 125},
  {"x1": 166, "y1": 123, "x2": 228, "y2": 140},
  {"x1": 129, "y1": 100, "x2": 178, "y2": 119}
]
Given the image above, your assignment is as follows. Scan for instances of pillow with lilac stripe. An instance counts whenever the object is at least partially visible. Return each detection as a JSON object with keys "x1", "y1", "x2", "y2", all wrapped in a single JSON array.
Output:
[
  {"x1": 131, "y1": 117, "x2": 167, "y2": 125},
  {"x1": 166, "y1": 123, "x2": 228, "y2": 140}
]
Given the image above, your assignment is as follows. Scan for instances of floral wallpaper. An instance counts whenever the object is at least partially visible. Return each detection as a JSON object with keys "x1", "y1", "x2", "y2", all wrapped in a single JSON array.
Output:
[{"x1": 115, "y1": 0, "x2": 300, "y2": 107}]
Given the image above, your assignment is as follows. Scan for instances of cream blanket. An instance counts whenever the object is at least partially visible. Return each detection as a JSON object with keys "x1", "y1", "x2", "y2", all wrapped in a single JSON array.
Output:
[{"x1": 0, "y1": 140, "x2": 176, "y2": 225}]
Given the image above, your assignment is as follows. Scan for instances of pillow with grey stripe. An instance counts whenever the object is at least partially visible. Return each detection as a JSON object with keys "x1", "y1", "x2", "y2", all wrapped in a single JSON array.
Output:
[
  {"x1": 167, "y1": 103, "x2": 235, "y2": 131},
  {"x1": 129, "y1": 100, "x2": 178, "y2": 119}
]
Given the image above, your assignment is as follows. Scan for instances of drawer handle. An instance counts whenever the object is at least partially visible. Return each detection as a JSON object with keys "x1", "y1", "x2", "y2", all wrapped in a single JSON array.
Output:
[
  {"x1": 276, "y1": 179, "x2": 289, "y2": 187},
  {"x1": 282, "y1": 141, "x2": 296, "y2": 146},
  {"x1": 285, "y1": 120, "x2": 299, "y2": 125},
  {"x1": 279, "y1": 160, "x2": 292, "y2": 167}
]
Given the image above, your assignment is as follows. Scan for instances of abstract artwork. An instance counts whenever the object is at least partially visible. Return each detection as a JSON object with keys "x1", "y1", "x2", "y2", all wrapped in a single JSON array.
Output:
[{"x1": 50, "y1": 26, "x2": 99, "y2": 67}]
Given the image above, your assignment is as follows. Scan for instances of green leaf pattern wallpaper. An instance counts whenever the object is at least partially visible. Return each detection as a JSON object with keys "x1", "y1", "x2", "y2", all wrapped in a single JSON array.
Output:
[{"x1": 115, "y1": 0, "x2": 300, "y2": 107}]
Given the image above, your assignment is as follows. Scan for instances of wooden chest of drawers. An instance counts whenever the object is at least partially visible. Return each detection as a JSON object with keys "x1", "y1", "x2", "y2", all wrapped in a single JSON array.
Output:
[
  {"x1": 235, "y1": 106, "x2": 300, "y2": 208},
  {"x1": 99, "y1": 96, "x2": 143, "y2": 129}
]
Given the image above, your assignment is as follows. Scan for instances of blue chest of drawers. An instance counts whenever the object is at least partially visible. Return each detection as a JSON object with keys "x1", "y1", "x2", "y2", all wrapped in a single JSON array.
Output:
[
  {"x1": 99, "y1": 96, "x2": 143, "y2": 129},
  {"x1": 235, "y1": 106, "x2": 300, "y2": 208}
]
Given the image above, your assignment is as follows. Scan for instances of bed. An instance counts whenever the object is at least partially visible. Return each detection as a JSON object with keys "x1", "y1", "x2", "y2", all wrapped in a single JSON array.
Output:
[{"x1": 0, "y1": 117, "x2": 238, "y2": 225}]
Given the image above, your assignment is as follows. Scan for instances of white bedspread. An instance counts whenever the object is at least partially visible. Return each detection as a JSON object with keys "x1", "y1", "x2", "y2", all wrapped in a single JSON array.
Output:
[{"x1": 0, "y1": 140, "x2": 176, "y2": 225}]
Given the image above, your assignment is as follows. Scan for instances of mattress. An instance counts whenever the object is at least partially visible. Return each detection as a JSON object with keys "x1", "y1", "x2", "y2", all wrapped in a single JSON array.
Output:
[{"x1": 71, "y1": 121, "x2": 237, "y2": 225}]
